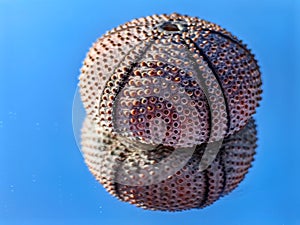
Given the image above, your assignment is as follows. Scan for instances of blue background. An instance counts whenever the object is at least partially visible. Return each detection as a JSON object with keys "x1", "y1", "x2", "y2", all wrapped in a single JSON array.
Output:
[{"x1": 0, "y1": 0, "x2": 299, "y2": 224}]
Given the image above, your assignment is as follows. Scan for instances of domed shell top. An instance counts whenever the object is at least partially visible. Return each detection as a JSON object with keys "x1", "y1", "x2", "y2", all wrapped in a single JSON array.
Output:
[{"x1": 79, "y1": 13, "x2": 262, "y2": 147}]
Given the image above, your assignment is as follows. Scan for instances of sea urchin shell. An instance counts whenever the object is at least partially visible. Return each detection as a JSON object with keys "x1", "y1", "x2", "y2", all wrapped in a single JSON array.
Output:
[{"x1": 78, "y1": 13, "x2": 262, "y2": 211}]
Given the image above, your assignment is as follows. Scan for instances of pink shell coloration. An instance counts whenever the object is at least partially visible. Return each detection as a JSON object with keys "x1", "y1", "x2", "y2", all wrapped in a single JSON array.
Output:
[
  {"x1": 78, "y1": 13, "x2": 262, "y2": 211},
  {"x1": 79, "y1": 13, "x2": 262, "y2": 145}
]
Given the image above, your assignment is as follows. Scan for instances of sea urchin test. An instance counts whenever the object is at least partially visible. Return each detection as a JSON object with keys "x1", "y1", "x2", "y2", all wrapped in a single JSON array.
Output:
[{"x1": 78, "y1": 13, "x2": 262, "y2": 211}]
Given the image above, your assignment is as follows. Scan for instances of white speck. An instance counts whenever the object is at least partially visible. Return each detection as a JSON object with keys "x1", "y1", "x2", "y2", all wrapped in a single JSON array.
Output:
[
  {"x1": 0, "y1": 121, "x2": 3, "y2": 128},
  {"x1": 10, "y1": 185, "x2": 14, "y2": 192},
  {"x1": 8, "y1": 112, "x2": 17, "y2": 119},
  {"x1": 35, "y1": 122, "x2": 40, "y2": 130},
  {"x1": 32, "y1": 174, "x2": 37, "y2": 183}
]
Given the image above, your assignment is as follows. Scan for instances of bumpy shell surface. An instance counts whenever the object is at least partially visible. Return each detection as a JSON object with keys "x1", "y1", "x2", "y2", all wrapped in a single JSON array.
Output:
[
  {"x1": 78, "y1": 13, "x2": 262, "y2": 211},
  {"x1": 81, "y1": 117, "x2": 257, "y2": 211},
  {"x1": 79, "y1": 13, "x2": 262, "y2": 147}
]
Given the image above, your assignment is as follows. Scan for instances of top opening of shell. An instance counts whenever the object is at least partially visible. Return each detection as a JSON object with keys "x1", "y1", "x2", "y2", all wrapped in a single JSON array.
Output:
[
  {"x1": 158, "y1": 21, "x2": 187, "y2": 33},
  {"x1": 160, "y1": 22, "x2": 180, "y2": 31}
]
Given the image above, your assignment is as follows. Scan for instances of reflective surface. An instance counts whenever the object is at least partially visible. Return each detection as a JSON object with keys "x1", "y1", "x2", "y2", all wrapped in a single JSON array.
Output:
[
  {"x1": 0, "y1": 0, "x2": 299, "y2": 224},
  {"x1": 81, "y1": 117, "x2": 257, "y2": 211}
]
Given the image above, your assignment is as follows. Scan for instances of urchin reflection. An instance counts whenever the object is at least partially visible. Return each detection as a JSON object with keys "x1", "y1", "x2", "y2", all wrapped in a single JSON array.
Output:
[{"x1": 81, "y1": 117, "x2": 257, "y2": 211}]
